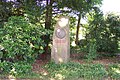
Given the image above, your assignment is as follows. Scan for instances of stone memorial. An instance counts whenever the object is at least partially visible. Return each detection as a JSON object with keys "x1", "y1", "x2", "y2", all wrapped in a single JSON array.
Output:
[{"x1": 51, "y1": 16, "x2": 70, "y2": 63}]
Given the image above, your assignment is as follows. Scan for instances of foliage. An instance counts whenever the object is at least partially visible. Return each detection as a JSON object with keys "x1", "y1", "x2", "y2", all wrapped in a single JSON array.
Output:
[
  {"x1": 70, "y1": 46, "x2": 82, "y2": 54},
  {"x1": 57, "y1": 0, "x2": 102, "y2": 15},
  {"x1": 10, "y1": 62, "x2": 32, "y2": 76},
  {"x1": 44, "y1": 62, "x2": 107, "y2": 80},
  {"x1": 107, "y1": 64, "x2": 120, "y2": 79},
  {"x1": 86, "y1": 40, "x2": 97, "y2": 61},
  {"x1": 0, "y1": 0, "x2": 45, "y2": 28},
  {"x1": 77, "y1": 39, "x2": 88, "y2": 52},
  {"x1": 0, "y1": 69, "x2": 43, "y2": 79},
  {"x1": 0, "y1": 0, "x2": 105, "y2": 53},
  {"x1": 86, "y1": 11, "x2": 120, "y2": 53},
  {"x1": 0, "y1": 61, "x2": 11, "y2": 74},
  {"x1": 0, "y1": 0, "x2": 13, "y2": 26},
  {"x1": 23, "y1": 0, "x2": 45, "y2": 24},
  {"x1": 104, "y1": 13, "x2": 120, "y2": 52},
  {"x1": 0, "y1": 0, "x2": 120, "y2": 78},
  {"x1": 15, "y1": 72, "x2": 43, "y2": 79},
  {"x1": 0, "y1": 16, "x2": 49, "y2": 74},
  {"x1": 69, "y1": 16, "x2": 77, "y2": 43},
  {"x1": 56, "y1": 0, "x2": 103, "y2": 44}
]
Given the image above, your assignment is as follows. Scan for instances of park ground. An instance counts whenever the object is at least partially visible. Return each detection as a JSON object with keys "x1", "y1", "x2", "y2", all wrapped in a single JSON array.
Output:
[
  {"x1": 0, "y1": 52, "x2": 120, "y2": 80},
  {"x1": 31, "y1": 53, "x2": 120, "y2": 80}
]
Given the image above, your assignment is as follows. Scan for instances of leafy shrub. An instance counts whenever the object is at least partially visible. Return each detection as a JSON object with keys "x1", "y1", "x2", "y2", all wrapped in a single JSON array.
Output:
[
  {"x1": 0, "y1": 16, "x2": 50, "y2": 75},
  {"x1": 70, "y1": 46, "x2": 82, "y2": 54},
  {"x1": 0, "y1": 61, "x2": 12, "y2": 73},
  {"x1": 97, "y1": 37, "x2": 119, "y2": 53},
  {"x1": 78, "y1": 39, "x2": 88, "y2": 52},
  {"x1": 108, "y1": 64, "x2": 120, "y2": 79},
  {"x1": 0, "y1": 16, "x2": 49, "y2": 62},
  {"x1": 86, "y1": 40, "x2": 97, "y2": 61},
  {"x1": 10, "y1": 62, "x2": 32, "y2": 76},
  {"x1": 86, "y1": 13, "x2": 120, "y2": 53},
  {"x1": 44, "y1": 62, "x2": 107, "y2": 80}
]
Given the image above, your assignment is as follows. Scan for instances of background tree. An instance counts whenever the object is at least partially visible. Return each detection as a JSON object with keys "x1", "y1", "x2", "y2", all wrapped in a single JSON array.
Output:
[
  {"x1": 86, "y1": 11, "x2": 120, "y2": 53},
  {"x1": 0, "y1": 0, "x2": 13, "y2": 27},
  {"x1": 56, "y1": 0, "x2": 103, "y2": 44}
]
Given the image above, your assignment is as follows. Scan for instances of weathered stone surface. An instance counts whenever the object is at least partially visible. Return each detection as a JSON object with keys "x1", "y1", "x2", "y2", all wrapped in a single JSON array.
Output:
[{"x1": 51, "y1": 16, "x2": 70, "y2": 63}]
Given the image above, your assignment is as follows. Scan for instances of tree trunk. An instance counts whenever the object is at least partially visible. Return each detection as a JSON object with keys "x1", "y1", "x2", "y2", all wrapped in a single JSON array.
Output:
[
  {"x1": 75, "y1": 14, "x2": 81, "y2": 45},
  {"x1": 44, "y1": 0, "x2": 53, "y2": 54}
]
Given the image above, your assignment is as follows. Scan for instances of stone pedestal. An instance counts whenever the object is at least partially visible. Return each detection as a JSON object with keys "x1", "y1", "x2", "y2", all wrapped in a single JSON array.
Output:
[{"x1": 51, "y1": 16, "x2": 70, "y2": 63}]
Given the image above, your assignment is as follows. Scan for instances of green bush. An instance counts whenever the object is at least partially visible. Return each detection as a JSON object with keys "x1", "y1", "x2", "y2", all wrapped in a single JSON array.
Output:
[
  {"x1": 0, "y1": 61, "x2": 12, "y2": 73},
  {"x1": 108, "y1": 64, "x2": 120, "y2": 79},
  {"x1": 86, "y1": 13, "x2": 120, "y2": 53},
  {"x1": 10, "y1": 62, "x2": 32, "y2": 76},
  {"x1": 77, "y1": 39, "x2": 88, "y2": 52},
  {"x1": 0, "y1": 16, "x2": 50, "y2": 75},
  {"x1": 86, "y1": 40, "x2": 97, "y2": 62},
  {"x1": 44, "y1": 62, "x2": 107, "y2": 80}
]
